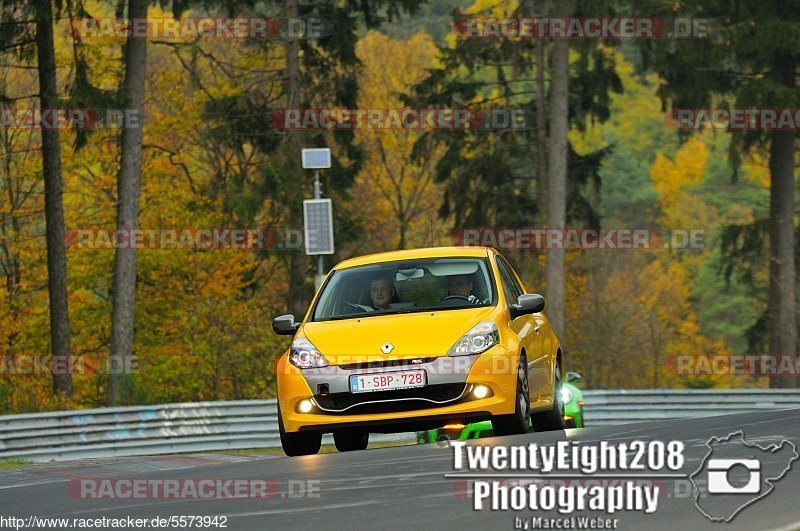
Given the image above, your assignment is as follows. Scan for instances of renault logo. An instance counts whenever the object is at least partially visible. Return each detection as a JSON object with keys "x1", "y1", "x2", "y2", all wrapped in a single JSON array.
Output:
[{"x1": 381, "y1": 342, "x2": 394, "y2": 354}]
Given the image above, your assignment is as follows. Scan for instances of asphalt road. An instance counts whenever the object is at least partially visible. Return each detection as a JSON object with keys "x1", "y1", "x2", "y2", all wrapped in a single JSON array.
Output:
[{"x1": 1, "y1": 409, "x2": 799, "y2": 530}]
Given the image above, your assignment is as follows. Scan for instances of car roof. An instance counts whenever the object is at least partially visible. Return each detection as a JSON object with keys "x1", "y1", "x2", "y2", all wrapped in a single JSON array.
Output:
[{"x1": 334, "y1": 246, "x2": 493, "y2": 270}]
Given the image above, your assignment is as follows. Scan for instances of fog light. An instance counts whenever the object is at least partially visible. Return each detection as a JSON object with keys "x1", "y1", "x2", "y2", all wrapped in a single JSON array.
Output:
[
  {"x1": 298, "y1": 399, "x2": 314, "y2": 413},
  {"x1": 473, "y1": 385, "x2": 490, "y2": 399}
]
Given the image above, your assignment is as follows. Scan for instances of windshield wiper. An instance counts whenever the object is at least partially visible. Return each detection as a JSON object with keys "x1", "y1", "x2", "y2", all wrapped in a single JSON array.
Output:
[
  {"x1": 325, "y1": 313, "x2": 372, "y2": 321},
  {"x1": 319, "y1": 307, "x2": 421, "y2": 321},
  {"x1": 317, "y1": 304, "x2": 488, "y2": 322}
]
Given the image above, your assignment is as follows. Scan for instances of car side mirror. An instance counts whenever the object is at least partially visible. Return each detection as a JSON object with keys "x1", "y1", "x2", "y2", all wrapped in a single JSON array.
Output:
[
  {"x1": 509, "y1": 293, "x2": 545, "y2": 319},
  {"x1": 272, "y1": 314, "x2": 299, "y2": 336},
  {"x1": 566, "y1": 371, "x2": 582, "y2": 384}
]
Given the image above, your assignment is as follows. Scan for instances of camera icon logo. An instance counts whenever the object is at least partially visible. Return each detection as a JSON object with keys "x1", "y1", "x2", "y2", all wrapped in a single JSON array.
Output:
[
  {"x1": 690, "y1": 431, "x2": 797, "y2": 522},
  {"x1": 706, "y1": 458, "x2": 761, "y2": 494}
]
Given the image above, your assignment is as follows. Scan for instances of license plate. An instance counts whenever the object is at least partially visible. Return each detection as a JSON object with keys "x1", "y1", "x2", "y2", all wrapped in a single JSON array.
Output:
[{"x1": 349, "y1": 370, "x2": 427, "y2": 393}]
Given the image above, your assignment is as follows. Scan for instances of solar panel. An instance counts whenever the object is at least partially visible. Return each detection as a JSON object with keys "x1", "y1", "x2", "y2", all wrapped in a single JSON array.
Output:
[{"x1": 303, "y1": 199, "x2": 334, "y2": 255}]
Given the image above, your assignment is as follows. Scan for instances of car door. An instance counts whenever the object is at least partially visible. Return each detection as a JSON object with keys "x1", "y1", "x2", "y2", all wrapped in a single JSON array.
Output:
[{"x1": 494, "y1": 255, "x2": 549, "y2": 402}]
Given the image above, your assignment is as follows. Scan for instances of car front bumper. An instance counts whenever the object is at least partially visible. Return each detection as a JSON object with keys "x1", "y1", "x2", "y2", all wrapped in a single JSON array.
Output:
[{"x1": 277, "y1": 346, "x2": 521, "y2": 433}]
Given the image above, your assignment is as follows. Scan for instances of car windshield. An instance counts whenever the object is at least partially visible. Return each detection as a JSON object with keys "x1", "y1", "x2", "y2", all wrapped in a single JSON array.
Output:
[{"x1": 312, "y1": 257, "x2": 495, "y2": 321}]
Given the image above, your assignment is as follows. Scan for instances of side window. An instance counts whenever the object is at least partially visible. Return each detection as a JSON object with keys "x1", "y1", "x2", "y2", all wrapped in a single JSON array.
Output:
[
  {"x1": 501, "y1": 256, "x2": 526, "y2": 295},
  {"x1": 495, "y1": 256, "x2": 523, "y2": 302}
]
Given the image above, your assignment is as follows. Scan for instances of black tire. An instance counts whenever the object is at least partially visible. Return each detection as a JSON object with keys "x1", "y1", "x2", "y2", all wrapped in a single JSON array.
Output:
[
  {"x1": 278, "y1": 403, "x2": 322, "y2": 456},
  {"x1": 532, "y1": 358, "x2": 565, "y2": 432},
  {"x1": 492, "y1": 352, "x2": 531, "y2": 436},
  {"x1": 333, "y1": 430, "x2": 369, "y2": 452}
]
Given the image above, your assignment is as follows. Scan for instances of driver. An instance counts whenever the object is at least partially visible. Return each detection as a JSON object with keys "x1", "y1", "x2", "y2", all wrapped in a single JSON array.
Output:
[
  {"x1": 445, "y1": 274, "x2": 482, "y2": 304},
  {"x1": 369, "y1": 277, "x2": 395, "y2": 310}
]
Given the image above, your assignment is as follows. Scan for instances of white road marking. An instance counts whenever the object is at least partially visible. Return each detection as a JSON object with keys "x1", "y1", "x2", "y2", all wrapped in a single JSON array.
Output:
[
  {"x1": 0, "y1": 479, "x2": 70, "y2": 490},
  {"x1": 225, "y1": 500, "x2": 383, "y2": 517},
  {"x1": 766, "y1": 519, "x2": 800, "y2": 531}
]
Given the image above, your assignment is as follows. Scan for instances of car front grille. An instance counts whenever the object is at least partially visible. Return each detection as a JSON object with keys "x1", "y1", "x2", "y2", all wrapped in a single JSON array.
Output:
[
  {"x1": 314, "y1": 383, "x2": 468, "y2": 415},
  {"x1": 337, "y1": 357, "x2": 438, "y2": 371}
]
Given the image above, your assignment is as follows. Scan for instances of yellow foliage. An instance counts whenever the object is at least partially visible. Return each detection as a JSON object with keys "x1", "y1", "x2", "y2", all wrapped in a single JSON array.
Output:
[
  {"x1": 741, "y1": 151, "x2": 770, "y2": 189},
  {"x1": 351, "y1": 31, "x2": 447, "y2": 252},
  {"x1": 566, "y1": 252, "x2": 733, "y2": 389},
  {"x1": 650, "y1": 137, "x2": 707, "y2": 208}
]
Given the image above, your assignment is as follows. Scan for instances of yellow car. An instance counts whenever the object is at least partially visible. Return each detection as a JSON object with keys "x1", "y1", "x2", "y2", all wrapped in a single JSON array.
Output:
[{"x1": 273, "y1": 246, "x2": 565, "y2": 456}]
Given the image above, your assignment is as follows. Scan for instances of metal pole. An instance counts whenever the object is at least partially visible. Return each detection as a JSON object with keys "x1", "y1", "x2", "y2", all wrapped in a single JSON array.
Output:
[{"x1": 314, "y1": 170, "x2": 323, "y2": 278}]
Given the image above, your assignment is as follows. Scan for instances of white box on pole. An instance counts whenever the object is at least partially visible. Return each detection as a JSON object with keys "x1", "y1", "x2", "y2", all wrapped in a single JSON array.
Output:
[
  {"x1": 301, "y1": 148, "x2": 331, "y2": 169},
  {"x1": 303, "y1": 199, "x2": 334, "y2": 255}
]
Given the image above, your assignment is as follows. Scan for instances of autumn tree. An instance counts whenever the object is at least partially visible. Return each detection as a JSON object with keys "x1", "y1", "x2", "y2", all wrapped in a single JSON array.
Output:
[
  {"x1": 545, "y1": 0, "x2": 572, "y2": 337},
  {"x1": 353, "y1": 31, "x2": 444, "y2": 251},
  {"x1": 409, "y1": 0, "x2": 620, "y2": 301},
  {"x1": 35, "y1": 0, "x2": 73, "y2": 397},
  {"x1": 174, "y1": 0, "x2": 424, "y2": 314},
  {"x1": 108, "y1": 0, "x2": 148, "y2": 405},
  {"x1": 636, "y1": 0, "x2": 800, "y2": 388}
]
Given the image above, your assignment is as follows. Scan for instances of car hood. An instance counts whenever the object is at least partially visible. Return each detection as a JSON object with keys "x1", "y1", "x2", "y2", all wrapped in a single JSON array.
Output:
[{"x1": 300, "y1": 306, "x2": 496, "y2": 364}]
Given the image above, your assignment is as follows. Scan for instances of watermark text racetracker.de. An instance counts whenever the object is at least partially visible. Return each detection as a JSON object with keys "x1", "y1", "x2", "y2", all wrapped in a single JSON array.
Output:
[
  {"x1": 453, "y1": 228, "x2": 705, "y2": 250},
  {"x1": 445, "y1": 439, "x2": 686, "y2": 527},
  {"x1": 0, "y1": 354, "x2": 137, "y2": 376},
  {"x1": 0, "y1": 108, "x2": 140, "y2": 130},
  {"x1": 69, "y1": 17, "x2": 333, "y2": 40},
  {"x1": 452, "y1": 17, "x2": 715, "y2": 40},
  {"x1": 669, "y1": 108, "x2": 800, "y2": 130},
  {"x1": 65, "y1": 227, "x2": 307, "y2": 250},
  {"x1": 67, "y1": 477, "x2": 320, "y2": 500},
  {"x1": 270, "y1": 108, "x2": 527, "y2": 131},
  {"x1": 666, "y1": 354, "x2": 800, "y2": 377}
]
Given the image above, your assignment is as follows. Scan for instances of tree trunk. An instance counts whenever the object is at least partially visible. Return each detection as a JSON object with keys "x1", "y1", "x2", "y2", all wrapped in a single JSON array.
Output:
[
  {"x1": 108, "y1": 0, "x2": 147, "y2": 405},
  {"x1": 399, "y1": 219, "x2": 407, "y2": 250},
  {"x1": 766, "y1": 47, "x2": 798, "y2": 389},
  {"x1": 768, "y1": 129, "x2": 797, "y2": 388},
  {"x1": 283, "y1": 0, "x2": 313, "y2": 316},
  {"x1": 34, "y1": 0, "x2": 72, "y2": 397},
  {"x1": 544, "y1": 0, "x2": 570, "y2": 338},
  {"x1": 285, "y1": 0, "x2": 299, "y2": 110},
  {"x1": 533, "y1": 0, "x2": 548, "y2": 226}
]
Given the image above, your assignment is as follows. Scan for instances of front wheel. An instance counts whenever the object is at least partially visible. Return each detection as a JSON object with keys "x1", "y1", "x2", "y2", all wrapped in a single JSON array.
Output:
[
  {"x1": 532, "y1": 358, "x2": 565, "y2": 432},
  {"x1": 333, "y1": 430, "x2": 369, "y2": 452},
  {"x1": 278, "y1": 403, "x2": 322, "y2": 456},
  {"x1": 492, "y1": 353, "x2": 531, "y2": 436}
]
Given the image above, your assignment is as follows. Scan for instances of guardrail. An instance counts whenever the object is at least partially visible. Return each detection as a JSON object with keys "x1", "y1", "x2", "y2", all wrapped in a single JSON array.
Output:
[
  {"x1": 0, "y1": 400, "x2": 282, "y2": 463},
  {"x1": 582, "y1": 389, "x2": 800, "y2": 426},
  {"x1": 1, "y1": 389, "x2": 798, "y2": 462}
]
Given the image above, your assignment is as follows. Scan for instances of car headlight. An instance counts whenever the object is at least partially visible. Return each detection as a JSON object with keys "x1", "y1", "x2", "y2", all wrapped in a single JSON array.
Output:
[
  {"x1": 560, "y1": 386, "x2": 573, "y2": 404},
  {"x1": 289, "y1": 337, "x2": 328, "y2": 368},
  {"x1": 448, "y1": 322, "x2": 499, "y2": 356}
]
